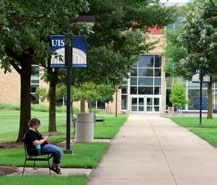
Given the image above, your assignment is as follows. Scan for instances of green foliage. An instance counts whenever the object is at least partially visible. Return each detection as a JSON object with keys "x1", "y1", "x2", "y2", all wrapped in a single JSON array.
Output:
[
  {"x1": 73, "y1": 82, "x2": 116, "y2": 103},
  {"x1": 0, "y1": 1, "x2": 90, "y2": 67},
  {"x1": 0, "y1": 0, "x2": 92, "y2": 141},
  {"x1": 164, "y1": 0, "x2": 217, "y2": 80},
  {"x1": 73, "y1": 0, "x2": 177, "y2": 86},
  {"x1": 0, "y1": 175, "x2": 88, "y2": 185},
  {"x1": 163, "y1": 28, "x2": 189, "y2": 78},
  {"x1": 179, "y1": 0, "x2": 217, "y2": 77},
  {"x1": 34, "y1": 88, "x2": 48, "y2": 102},
  {"x1": 0, "y1": 103, "x2": 20, "y2": 110},
  {"x1": 169, "y1": 83, "x2": 188, "y2": 108},
  {"x1": 0, "y1": 0, "x2": 177, "y2": 140}
]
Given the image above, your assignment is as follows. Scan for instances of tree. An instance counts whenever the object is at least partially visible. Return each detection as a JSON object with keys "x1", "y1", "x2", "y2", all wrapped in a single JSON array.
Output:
[
  {"x1": 35, "y1": 82, "x2": 116, "y2": 113},
  {"x1": 70, "y1": 0, "x2": 178, "y2": 111},
  {"x1": 0, "y1": 0, "x2": 89, "y2": 141},
  {"x1": 44, "y1": 0, "x2": 178, "y2": 123},
  {"x1": 0, "y1": 0, "x2": 177, "y2": 141},
  {"x1": 73, "y1": 82, "x2": 116, "y2": 112},
  {"x1": 163, "y1": 27, "x2": 189, "y2": 78},
  {"x1": 164, "y1": 0, "x2": 217, "y2": 118},
  {"x1": 170, "y1": 83, "x2": 188, "y2": 112},
  {"x1": 75, "y1": 0, "x2": 177, "y2": 85}
]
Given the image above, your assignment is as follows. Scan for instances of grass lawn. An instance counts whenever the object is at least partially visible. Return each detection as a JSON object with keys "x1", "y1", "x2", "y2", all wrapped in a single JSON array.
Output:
[
  {"x1": 0, "y1": 175, "x2": 89, "y2": 185},
  {"x1": 0, "y1": 105, "x2": 128, "y2": 185},
  {"x1": 169, "y1": 116, "x2": 217, "y2": 147},
  {"x1": 0, "y1": 108, "x2": 128, "y2": 142}
]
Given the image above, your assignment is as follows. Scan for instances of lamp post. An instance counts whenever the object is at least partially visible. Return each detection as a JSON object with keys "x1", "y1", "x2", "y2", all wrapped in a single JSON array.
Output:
[
  {"x1": 64, "y1": 38, "x2": 73, "y2": 154},
  {"x1": 64, "y1": 16, "x2": 95, "y2": 154},
  {"x1": 199, "y1": 71, "x2": 203, "y2": 125}
]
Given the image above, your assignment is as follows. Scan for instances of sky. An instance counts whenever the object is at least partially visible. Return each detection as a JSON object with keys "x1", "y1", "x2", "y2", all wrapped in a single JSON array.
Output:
[
  {"x1": 160, "y1": 0, "x2": 189, "y2": 2},
  {"x1": 160, "y1": 0, "x2": 190, "y2": 5}
]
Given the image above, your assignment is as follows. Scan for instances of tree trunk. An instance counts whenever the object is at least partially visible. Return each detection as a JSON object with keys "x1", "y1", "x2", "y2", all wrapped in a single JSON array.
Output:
[
  {"x1": 207, "y1": 80, "x2": 213, "y2": 119},
  {"x1": 80, "y1": 99, "x2": 85, "y2": 113},
  {"x1": 16, "y1": 55, "x2": 32, "y2": 142},
  {"x1": 48, "y1": 68, "x2": 57, "y2": 132}
]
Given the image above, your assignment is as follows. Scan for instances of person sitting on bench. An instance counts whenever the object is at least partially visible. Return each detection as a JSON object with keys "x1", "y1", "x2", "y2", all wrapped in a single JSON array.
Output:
[{"x1": 24, "y1": 118, "x2": 63, "y2": 174}]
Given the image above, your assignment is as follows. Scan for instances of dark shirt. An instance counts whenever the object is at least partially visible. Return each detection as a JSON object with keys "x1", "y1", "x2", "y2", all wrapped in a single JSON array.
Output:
[{"x1": 24, "y1": 129, "x2": 48, "y2": 156}]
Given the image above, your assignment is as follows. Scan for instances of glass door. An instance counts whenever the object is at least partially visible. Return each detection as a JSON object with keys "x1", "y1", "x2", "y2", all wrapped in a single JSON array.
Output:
[
  {"x1": 131, "y1": 96, "x2": 160, "y2": 113},
  {"x1": 131, "y1": 96, "x2": 146, "y2": 112},
  {"x1": 146, "y1": 97, "x2": 153, "y2": 112}
]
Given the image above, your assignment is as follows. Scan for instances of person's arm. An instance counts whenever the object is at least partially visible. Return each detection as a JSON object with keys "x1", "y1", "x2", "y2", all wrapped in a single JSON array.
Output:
[{"x1": 32, "y1": 135, "x2": 50, "y2": 145}]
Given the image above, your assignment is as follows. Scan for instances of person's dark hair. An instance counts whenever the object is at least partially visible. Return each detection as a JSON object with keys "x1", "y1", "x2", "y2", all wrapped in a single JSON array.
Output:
[{"x1": 28, "y1": 118, "x2": 41, "y2": 127}]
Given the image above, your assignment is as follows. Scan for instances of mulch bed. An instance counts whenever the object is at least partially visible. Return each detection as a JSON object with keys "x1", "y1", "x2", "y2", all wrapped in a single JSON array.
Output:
[
  {"x1": 0, "y1": 166, "x2": 18, "y2": 176},
  {"x1": 0, "y1": 141, "x2": 23, "y2": 149}
]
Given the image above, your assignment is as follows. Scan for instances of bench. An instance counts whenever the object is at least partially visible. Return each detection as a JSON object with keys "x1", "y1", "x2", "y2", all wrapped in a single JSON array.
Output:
[
  {"x1": 22, "y1": 134, "x2": 53, "y2": 176},
  {"x1": 94, "y1": 113, "x2": 105, "y2": 126}
]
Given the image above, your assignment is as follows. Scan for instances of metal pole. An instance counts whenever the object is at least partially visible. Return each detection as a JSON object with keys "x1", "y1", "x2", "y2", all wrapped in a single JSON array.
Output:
[
  {"x1": 199, "y1": 71, "x2": 203, "y2": 125},
  {"x1": 64, "y1": 40, "x2": 72, "y2": 154},
  {"x1": 115, "y1": 89, "x2": 118, "y2": 117}
]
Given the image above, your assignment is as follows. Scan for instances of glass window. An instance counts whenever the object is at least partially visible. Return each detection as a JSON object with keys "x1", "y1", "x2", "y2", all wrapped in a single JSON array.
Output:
[
  {"x1": 131, "y1": 97, "x2": 137, "y2": 105},
  {"x1": 154, "y1": 87, "x2": 160, "y2": 95},
  {"x1": 97, "y1": 101, "x2": 105, "y2": 109},
  {"x1": 132, "y1": 106, "x2": 137, "y2": 111},
  {"x1": 31, "y1": 94, "x2": 39, "y2": 104},
  {"x1": 139, "y1": 106, "x2": 144, "y2": 111},
  {"x1": 144, "y1": 87, "x2": 154, "y2": 95},
  {"x1": 31, "y1": 65, "x2": 39, "y2": 77},
  {"x1": 155, "y1": 69, "x2": 161, "y2": 76},
  {"x1": 139, "y1": 98, "x2": 144, "y2": 105},
  {"x1": 121, "y1": 95, "x2": 128, "y2": 109},
  {"x1": 139, "y1": 55, "x2": 154, "y2": 67},
  {"x1": 122, "y1": 54, "x2": 163, "y2": 111},
  {"x1": 130, "y1": 87, "x2": 137, "y2": 94},
  {"x1": 154, "y1": 78, "x2": 161, "y2": 85},
  {"x1": 155, "y1": 56, "x2": 161, "y2": 67},
  {"x1": 188, "y1": 89, "x2": 207, "y2": 110},
  {"x1": 147, "y1": 98, "x2": 152, "y2": 105},
  {"x1": 154, "y1": 98, "x2": 159, "y2": 105},
  {"x1": 89, "y1": 101, "x2": 106, "y2": 109},
  {"x1": 31, "y1": 87, "x2": 37, "y2": 94},
  {"x1": 154, "y1": 106, "x2": 159, "y2": 111},
  {"x1": 131, "y1": 77, "x2": 137, "y2": 85},
  {"x1": 138, "y1": 68, "x2": 153, "y2": 76},
  {"x1": 131, "y1": 68, "x2": 137, "y2": 76},
  {"x1": 121, "y1": 87, "x2": 127, "y2": 94},
  {"x1": 138, "y1": 77, "x2": 153, "y2": 85},
  {"x1": 138, "y1": 87, "x2": 146, "y2": 94}
]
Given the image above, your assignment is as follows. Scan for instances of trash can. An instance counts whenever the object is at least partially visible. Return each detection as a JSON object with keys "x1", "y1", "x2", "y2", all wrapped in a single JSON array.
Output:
[{"x1": 75, "y1": 113, "x2": 94, "y2": 142}]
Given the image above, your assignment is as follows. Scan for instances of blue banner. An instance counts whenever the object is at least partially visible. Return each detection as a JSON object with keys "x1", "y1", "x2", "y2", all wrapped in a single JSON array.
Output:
[
  {"x1": 72, "y1": 36, "x2": 87, "y2": 68},
  {"x1": 51, "y1": 35, "x2": 65, "y2": 68}
]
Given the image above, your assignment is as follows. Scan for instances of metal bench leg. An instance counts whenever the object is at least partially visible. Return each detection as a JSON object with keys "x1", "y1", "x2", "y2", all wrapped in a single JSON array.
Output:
[
  {"x1": 48, "y1": 159, "x2": 51, "y2": 176},
  {"x1": 22, "y1": 159, "x2": 27, "y2": 176}
]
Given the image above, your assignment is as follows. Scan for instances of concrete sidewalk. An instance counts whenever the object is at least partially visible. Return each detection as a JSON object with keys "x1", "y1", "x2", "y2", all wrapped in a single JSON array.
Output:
[{"x1": 86, "y1": 114, "x2": 217, "y2": 185}]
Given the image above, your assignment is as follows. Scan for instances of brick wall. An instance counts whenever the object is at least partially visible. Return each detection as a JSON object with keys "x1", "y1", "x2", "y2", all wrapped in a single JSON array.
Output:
[{"x1": 0, "y1": 68, "x2": 20, "y2": 104}]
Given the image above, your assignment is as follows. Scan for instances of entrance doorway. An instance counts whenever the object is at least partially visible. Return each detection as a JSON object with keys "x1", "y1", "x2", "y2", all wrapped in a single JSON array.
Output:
[{"x1": 131, "y1": 96, "x2": 160, "y2": 113}]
